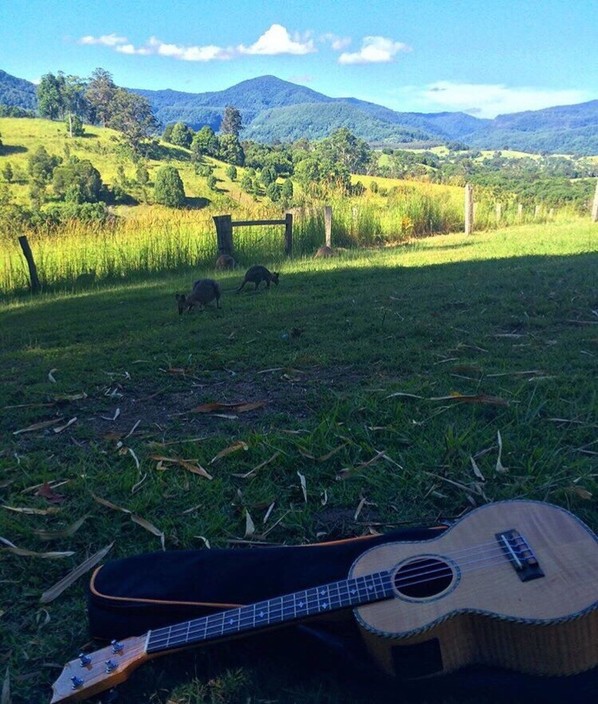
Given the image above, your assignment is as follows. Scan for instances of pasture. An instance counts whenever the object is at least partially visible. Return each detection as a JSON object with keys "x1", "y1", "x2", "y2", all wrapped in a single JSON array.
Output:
[{"x1": 1, "y1": 218, "x2": 597, "y2": 703}]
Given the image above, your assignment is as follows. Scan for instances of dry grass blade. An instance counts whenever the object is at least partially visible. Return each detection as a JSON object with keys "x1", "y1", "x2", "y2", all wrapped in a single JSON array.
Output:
[
  {"x1": 244, "y1": 509, "x2": 255, "y2": 538},
  {"x1": 566, "y1": 486, "x2": 593, "y2": 500},
  {"x1": 470, "y1": 455, "x2": 485, "y2": 481},
  {"x1": 91, "y1": 493, "x2": 131, "y2": 514},
  {"x1": 2, "y1": 505, "x2": 60, "y2": 515},
  {"x1": 39, "y1": 542, "x2": 114, "y2": 604},
  {"x1": 336, "y1": 450, "x2": 386, "y2": 480},
  {"x1": 150, "y1": 455, "x2": 213, "y2": 479},
  {"x1": 430, "y1": 393, "x2": 509, "y2": 406},
  {"x1": 48, "y1": 368, "x2": 57, "y2": 383},
  {"x1": 318, "y1": 442, "x2": 349, "y2": 462},
  {"x1": 53, "y1": 417, "x2": 77, "y2": 433},
  {"x1": 191, "y1": 401, "x2": 266, "y2": 414}
]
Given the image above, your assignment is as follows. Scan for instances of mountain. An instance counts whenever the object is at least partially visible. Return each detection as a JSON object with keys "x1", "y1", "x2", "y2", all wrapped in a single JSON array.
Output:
[
  {"x1": 1, "y1": 69, "x2": 597, "y2": 154},
  {"x1": 0, "y1": 69, "x2": 37, "y2": 110}
]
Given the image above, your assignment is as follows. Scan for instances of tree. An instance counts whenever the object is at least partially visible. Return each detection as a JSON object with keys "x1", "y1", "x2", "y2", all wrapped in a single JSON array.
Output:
[
  {"x1": 218, "y1": 134, "x2": 244, "y2": 166},
  {"x1": 37, "y1": 72, "x2": 65, "y2": 120},
  {"x1": 28, "y1": 146, "x2": 62, "y2": 183},
  {"x1": 154, "y1": 166, "x2": 185, "y2": 207},
  {"x1": 52, "y1": 160, "x2": 104, "y2": 203},
  {"x1": 280, "y1": 178, "x2": 294, "y2": 204},
  {"x1": 191, "y1": 126, "x2": 219, "y2": 159},
  {"x1": 65, "y1": 114, "x2": 85, "y2": 137},
  {"x1": 169, "y1": 122, "x2": 194, "y2": 148},
  {"x1": 1, "y1": 162, "x2": 13, "y2": 183},
  {"x1": 106, "y1": 89, "x2": 158, "y2": 154},
  {"x1": 86, "y1": 68, "x2": 117, "y2": 126},
  {"x1": 220, "y1": 105, "x2": 242, "y2": 137},
  {"x1": 226, "y1": 165, "x2": 238, "y2": 181}
]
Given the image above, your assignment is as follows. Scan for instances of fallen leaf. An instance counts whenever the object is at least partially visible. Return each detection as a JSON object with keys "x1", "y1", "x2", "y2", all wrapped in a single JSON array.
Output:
[
  {"x1": 2, "y1": 666, "x2": 9, "y2": 704},
  {"x1": 496, "y1": 431, "x2": 508, "y2": 473},
  {"x1": 297, "y1": 471, "x2": 307, "y2": 502},
  {"x1": 244, "y1": 509, "x2": 255, "y2": 538},
  {"x1": 430, "y1": 392, "x2": 509, "y2": 407},
  {"x1": 318, "y1": 443, "x2": 349, "y2": 462},
  {"x1": 209, "y1": 441, "x2": 249, "y2": 464},
  {"x1": 13, "y1": 418, "x2": 64, "y2": 435},
  {"x1": 470, "y1": 456, "x2": 485, "y2": 481},
  {"x1": 149, "y1": 455, "x2": 212, "y2": 479},
  {"x1": 39, "y1": 542, "x2": 114, "y2": 604},
  {"x1": 233, "y1": 451, "x2": 281, "y2": 479},
  {"x1": 91, "y1": 493, "x2": 131, "y2": 514},
  {"x1": 131, "y1": 515, "x2": 165, "y2": 550},
  {"x1": 48, "y1": 368, "x2": 57, "y2": 383},
  {"x1": 336, "y1": 451, "x2": 387, "y2": 480},
  {"x1": 0, "y1": 536, "x2": 73, "y2": 559},
  {"x1": 35, "y1": 482, "x2": 65, "y2": 504},
  {"x1": 191, "y1": 401, "x2": 266, "y2": 414},
  {"x1": 2, "y1": 505, "x2": 60, "y2": 515},
  {"x1": 33, "y1": 516, "x2": 89, "y2": 541},
  {"x1": 53, "y1": 392, "x2": 87, "y2": 402},
  {"x1": 566, "y1": 486, "x2": 593, "y2": 500},
  {"x1": 53, "y1": 417, "x2": 78, "y2": 434},
  {"x1": 263, "y1": 502, "x2": 275, "y2": 524}
]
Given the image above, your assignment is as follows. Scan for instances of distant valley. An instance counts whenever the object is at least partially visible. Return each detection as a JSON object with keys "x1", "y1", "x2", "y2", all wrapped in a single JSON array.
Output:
[{"x1": 1, "y1": 69, "x2": 597, "y2": 155}]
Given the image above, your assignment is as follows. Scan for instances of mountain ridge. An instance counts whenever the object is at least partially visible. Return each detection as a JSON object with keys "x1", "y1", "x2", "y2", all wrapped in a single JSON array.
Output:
[{"x1": 1, "y1": 70, "x2": 597, "y2": 154}]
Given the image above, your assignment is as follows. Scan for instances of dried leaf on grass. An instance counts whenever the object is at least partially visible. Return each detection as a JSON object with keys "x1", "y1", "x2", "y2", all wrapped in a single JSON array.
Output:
[
  {"x1": 318, "y1": 442, "x2": 349, "y2": 462},
  {"x1": 0, "y1": 536, "x2": 74, "y2": 559},
  {"x1": 244, "y1": 509, "x2": 255, "y2": 538},
  {"x1": 233, "y1": 451, "x2": 280, "y2": 479},
  {"x1": 48, "y1": 368, "x2": 58, "y2": 383},
  {"x1": 53, "y1": 417, "x2": 77, "y2": 433},
  {"x1": 210, "y1": 441, "x2": 249, "y2": 464},
  {"x1": 39, "y1": 542, "x2": 114, "y2": 604},
  {"x1": 33, "y1": 516, "x2": 89, "y2": 541},
  {"x1": 496, "y1": 431, "x2": 508, "y2": 473},
  {"x1": 336, "y1": 451, "x2": 387, "y2": 480},
  {"x1": 92, "y1": 494, "x2": 166, "y2": 549},
  {"x1": 150, "y1": 455, "x2": 213, "y2": 479},
  {"x1": 297, "y1": 471, "x2": 307, "y2": 502},
  {"x1": 470, "y1": 456, "x2": 485, "y2": 481},
  {"x1": 12, "y1": 418, "x2": 64, "y2": 435},
  {"x1": 2, "y1": 667, "x2": 10, "y2": 704},
  {"x1": 2, "y1": 505, "x2": 60, "y2": 515},
  {"x1": 566, "y1": 486, "x2": 593, "y2": 500},
  {"x1": 191, "y1": 400, "x2": 267, "y2": 414},
  {"x1": 35, "y1": 482, "x2": 65, "y2": 504},
  {"x1": 386, "y1": 391, "x2": 508, "y2": 407},
  {"x1": 131, "y1": 515, "x2": 165, "y2": 550}
]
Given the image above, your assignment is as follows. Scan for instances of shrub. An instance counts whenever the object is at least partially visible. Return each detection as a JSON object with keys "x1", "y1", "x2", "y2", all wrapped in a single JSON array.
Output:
[{"x1": 154, "y1": 166, "x2": 186, "y2": 207}]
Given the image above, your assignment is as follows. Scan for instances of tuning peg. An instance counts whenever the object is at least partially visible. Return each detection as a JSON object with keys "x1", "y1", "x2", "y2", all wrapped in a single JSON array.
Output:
[
  {"x1": 111, "y1": 639, "x2": 124, "y2": 653},
  {"x1": 71, "y1": 675, "x2": 84, "y2": 689},
  {"x1": 104, "y1": 659, "x2": 117, "y2": 673},
  {"x1": 78, "y1": 652, "x2": 91, "y2": 666}
]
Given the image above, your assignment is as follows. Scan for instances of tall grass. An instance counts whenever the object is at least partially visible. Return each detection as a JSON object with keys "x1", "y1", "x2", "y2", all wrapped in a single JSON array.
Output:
[{"x1": 0, "y1": 184, "x2": 582, "y2": 296}]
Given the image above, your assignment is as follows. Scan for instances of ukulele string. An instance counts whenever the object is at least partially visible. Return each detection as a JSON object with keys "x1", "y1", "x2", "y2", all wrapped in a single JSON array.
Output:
[{"x1": 148, "y1": 543, "x2": 534, "y2": 651}]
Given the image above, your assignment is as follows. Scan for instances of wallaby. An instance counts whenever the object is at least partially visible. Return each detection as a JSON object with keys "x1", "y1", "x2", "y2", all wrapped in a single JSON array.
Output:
[
  {"x1": 237, "y1": 265, "x2": 280, "y2": 293},
  {"x1": 215, "y1": 254, "x2": 237, "y2": 270},
  {"x1": 176, "y1": 279, "x2": 221, "y2": 314}
]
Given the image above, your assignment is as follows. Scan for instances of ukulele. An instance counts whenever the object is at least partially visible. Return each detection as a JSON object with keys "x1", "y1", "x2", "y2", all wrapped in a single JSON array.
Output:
[{"x1": 50, "y1": 500, "x2": 598, "y2": 702}]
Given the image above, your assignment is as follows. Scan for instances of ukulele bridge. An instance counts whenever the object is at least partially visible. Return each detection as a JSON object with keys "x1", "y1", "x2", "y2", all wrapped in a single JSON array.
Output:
[{"x1": 496, "y1": 530, "x2": 544, "y2": 582}]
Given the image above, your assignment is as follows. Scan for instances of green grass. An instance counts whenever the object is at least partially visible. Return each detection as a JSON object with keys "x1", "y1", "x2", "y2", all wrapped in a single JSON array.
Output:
[{"x1": 1, "y1": 219, "x2": 597, "y2": 703}]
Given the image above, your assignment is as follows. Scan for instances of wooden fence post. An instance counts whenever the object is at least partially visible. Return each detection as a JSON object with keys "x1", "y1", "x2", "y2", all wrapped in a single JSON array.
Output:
[
  {"x1": 284, "y1": 212, "x2": 293, "y2": 257},
  {"x1": 592, "y1": 180, "x2": 598, "y2": 223},
  {"x1": 18, "y1": 235, "x2": 41, "y2": 293},
  {"x1": 324, "y1": 205, "x2": 333, "y2": 247},
  {"x1": 517, "y1": 203, "x2": 523, "y2": 220},
  {"x1": 495, "y1": 202, "x2": 502, "y2": 224},
  {"x1": 464, "y1": 184, "x2": 474, "y2": 234},
  {"x1": 213, "y1": 215, "x2": 233, "y2": 256}
]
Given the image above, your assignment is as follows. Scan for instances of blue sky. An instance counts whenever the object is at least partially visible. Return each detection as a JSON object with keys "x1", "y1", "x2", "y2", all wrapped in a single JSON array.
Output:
[{"x1": 1, "y1": 0, "x2": 597, "y2": 118}]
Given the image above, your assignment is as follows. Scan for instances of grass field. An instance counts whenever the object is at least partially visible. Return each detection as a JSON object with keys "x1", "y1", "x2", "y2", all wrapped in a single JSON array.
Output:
[{"x1": 1, "y1": 218, "x2": 597, "y2": 703}]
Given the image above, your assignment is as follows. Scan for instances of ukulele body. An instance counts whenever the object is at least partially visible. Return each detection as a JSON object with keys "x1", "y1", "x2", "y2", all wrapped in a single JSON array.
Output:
[{"x1": 351, "y1": 501, "x2": 598, "y2": 678}]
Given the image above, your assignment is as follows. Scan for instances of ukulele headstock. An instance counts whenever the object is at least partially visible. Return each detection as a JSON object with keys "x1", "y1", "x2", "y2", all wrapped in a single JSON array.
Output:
[{"x1": 50, "y1": 635, "x2": 148, "y2": 703}]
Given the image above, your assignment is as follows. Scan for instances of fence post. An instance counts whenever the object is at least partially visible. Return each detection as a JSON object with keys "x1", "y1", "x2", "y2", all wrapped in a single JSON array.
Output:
[
  {"x1": 464, "y1": 184, "x2": 474, "y2": 234},
  {"x1": 495, "y1": 202, "x2": 502, "y2": 224},
  {"x1": 517, "y1": 203, "x2": 523, "y2": 221},
  {"x1": 324, "y1": 205, "x2": 332, "y2": 247},
  {"x1": 213, "y1": 215, "x2": 233, "y2": 256},
  {"x1": 592, "y1": 179, "x2": 598, "y2": 223},
  {"x1": 18, "y1": 235, "x2": 41, "y2": 293},
  {"x1": 284, "y1": 212, "x2": 293, "y2": 257}
]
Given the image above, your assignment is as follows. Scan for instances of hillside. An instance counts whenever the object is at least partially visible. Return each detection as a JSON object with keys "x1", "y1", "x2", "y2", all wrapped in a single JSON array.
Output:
[{"x1": 1, "y1": 69, "x2": 597, "y2": 154}]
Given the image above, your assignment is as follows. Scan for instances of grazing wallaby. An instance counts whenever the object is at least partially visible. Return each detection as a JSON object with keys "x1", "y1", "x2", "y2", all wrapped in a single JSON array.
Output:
[
  {"x1": 215, "y1": 254, "x2": 237, "y2": 270},
  {"x1": 237, "y1": 265, "x2": 280, "y2": 293},
  {"x1": 315, "y1": 245, "x2": 334, "y2": 258},
  {"x1": 176, "y1": 279, "x2": 221, "y2": 314}
]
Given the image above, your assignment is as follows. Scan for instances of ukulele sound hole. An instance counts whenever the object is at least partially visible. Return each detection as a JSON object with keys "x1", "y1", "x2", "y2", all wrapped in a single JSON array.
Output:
[{"x1": 394, "y1": 557, "x2": 454, "y2": 599}]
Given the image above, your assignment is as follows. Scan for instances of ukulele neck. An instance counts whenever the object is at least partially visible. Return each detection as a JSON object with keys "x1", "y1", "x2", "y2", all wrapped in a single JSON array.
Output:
[{"x1": 146, "y1": 570, "x2": 393, "y2": 654}]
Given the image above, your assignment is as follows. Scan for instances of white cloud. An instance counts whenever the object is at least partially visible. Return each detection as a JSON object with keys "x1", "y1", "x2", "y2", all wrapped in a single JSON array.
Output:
[
  {"x1": 338, "y1": 36, "x2": 410, "y2": 65},
  {"x1": 79, "y1": 33, "x2": 128, "y2": 47},
  {"x1": 238, "y1": 24, "x2": 315, "y2": 56},
  {"x1": 78, "y1": 24, "x2": 315, "y2": 62},
  {"x1": 320, "y1": 33, "x2": 351, "y2": 51},
  {"x1": 421, "y1": 81, "x2": 590, "y2": 118}
]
